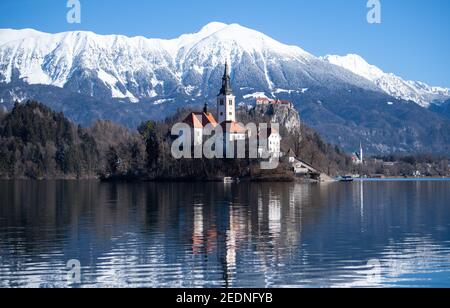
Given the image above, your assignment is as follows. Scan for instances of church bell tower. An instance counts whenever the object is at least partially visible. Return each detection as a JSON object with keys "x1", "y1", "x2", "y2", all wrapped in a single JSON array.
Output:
[{"x1": 217, "y1": 62, "x2": 236, "y2": 123}]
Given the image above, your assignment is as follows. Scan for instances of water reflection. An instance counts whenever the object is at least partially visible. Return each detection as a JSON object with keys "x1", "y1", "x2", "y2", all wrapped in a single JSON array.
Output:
[{"x1": 1, "y1": 180, "x2": 450, "y2": 287}]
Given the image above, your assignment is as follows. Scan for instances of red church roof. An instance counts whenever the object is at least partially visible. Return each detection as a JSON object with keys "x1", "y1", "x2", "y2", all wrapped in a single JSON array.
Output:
[
  {"x1": 184, "y1": 112, "x2": 218, "y2": 129},
  {"x1": 220, "y1": 121, "x2": 247, "y2": 134}
]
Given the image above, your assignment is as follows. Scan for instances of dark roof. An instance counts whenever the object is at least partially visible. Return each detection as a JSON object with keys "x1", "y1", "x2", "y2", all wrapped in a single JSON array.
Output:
[
  {"x1": 218, "y1": 62, "x2": 233, "y2": 96},
  {"x1": 287, "y1": 149, "x2": 296, "y2": 157}
]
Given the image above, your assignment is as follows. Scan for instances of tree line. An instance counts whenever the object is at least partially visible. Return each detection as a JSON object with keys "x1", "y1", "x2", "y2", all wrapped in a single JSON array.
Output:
[
  {"x1": 0, "y1": 101, "x2": 147, "y2": 179},
  {"x1": 3, "y1": 101, "x2": 445, "y2": 180},
  {"x1": 0, "y1": 101, "x2": 363, "y2": 180}
]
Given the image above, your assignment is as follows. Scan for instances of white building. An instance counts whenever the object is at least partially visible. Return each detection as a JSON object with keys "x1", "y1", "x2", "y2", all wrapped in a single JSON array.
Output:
[
  {"x1": 352, "y1": 143, "x2": 364, "y2": 165},
  {"x1": 258, "y1": 127, "x2": 282, "y2": 158},
  {"x1": 268, "y1": 128, "x2": 281, "y2": 157}
]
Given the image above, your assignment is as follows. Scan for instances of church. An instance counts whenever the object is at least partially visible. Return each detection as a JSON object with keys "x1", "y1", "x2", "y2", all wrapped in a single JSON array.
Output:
[{"x1": 183, "y1": 62, "x2": 281, "y2": 157}]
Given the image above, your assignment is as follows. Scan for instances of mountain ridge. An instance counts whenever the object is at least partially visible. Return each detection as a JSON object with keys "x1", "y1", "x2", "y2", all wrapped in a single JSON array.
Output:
[
  {"x1": 1, "y1": 24, "x2": 448, "y2": 108},
  {"x1": 0, "y1": 23, "x2": 378, "y2": 102},
  {"x1": 322, "y1": 54, "x2": 450, "y2": 107}
]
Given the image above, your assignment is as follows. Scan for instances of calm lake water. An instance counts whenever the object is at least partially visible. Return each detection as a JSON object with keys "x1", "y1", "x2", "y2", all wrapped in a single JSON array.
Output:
[{"x1": 1, "y1": 180, "x2": 450, "y2": 288}]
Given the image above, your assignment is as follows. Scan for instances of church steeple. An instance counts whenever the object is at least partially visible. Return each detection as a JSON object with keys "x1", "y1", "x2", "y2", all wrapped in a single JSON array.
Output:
[
  {"x1": 359, "y1": 142, "x2": 364, "y2": 164},
  {"x1": 218, "y1": 61, "x2": 233, "y2": 96},
  {"x1": 217, "y1": 61, "x2": 236, "y2": 123}
]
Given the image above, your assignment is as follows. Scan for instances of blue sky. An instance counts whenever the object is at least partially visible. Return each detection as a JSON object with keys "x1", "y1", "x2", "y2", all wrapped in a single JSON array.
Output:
[{"x1": 0, "y1": 0, "x2": 449, "y2": 87}]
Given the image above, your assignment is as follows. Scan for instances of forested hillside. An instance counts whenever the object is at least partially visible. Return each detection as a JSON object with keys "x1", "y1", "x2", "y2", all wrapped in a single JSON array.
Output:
[
  {"x1": 0, "y1": 101, "x2": 356, "y2": 179},
  {"x1": 0, "y1": 102, "x2": 145, "y2": 179}
]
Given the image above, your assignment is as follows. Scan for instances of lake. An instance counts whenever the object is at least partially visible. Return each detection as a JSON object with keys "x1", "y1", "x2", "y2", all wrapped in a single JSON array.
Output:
[{"x1": 1, "y1": 180, "x2": 450, "y2": 288}]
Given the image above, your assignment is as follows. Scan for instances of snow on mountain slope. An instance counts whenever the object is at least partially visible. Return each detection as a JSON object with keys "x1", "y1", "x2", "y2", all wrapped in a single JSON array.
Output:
[
  {"x1": 322, "y1": 54, "x2": 450, "y2": 107},
  {"x1": 0, "y1": 24, "x2": 447, "y2": 108},
  {"x1": 0, "y1": 23, "x2": 378, "y2": 103},
  {"x1": 0, "y1": 28, "x2": 177, "y2": 101}
]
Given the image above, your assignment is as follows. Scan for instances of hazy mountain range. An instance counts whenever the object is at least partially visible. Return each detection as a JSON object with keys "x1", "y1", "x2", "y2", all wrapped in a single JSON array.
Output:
[
  {"x1": 1, "y1": 22, "x2": 449, "y2": 154},
  {"x1": 322, "y1": 54, "x2": 450, "y2": 108}
]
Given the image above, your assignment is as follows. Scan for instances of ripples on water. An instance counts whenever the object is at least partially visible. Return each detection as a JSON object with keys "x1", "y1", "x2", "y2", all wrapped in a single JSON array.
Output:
[{"x1": 1, "y1": 180, "x2": 450, "y2": 288}]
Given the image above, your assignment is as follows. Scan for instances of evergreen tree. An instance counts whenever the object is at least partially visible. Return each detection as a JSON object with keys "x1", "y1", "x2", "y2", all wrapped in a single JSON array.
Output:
[{"x1": 138, "y1": 121, "x2": 160, "y2": 172}]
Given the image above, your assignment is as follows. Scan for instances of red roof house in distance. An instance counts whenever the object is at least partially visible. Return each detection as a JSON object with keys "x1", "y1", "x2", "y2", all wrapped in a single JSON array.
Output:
[{"x1": 256, "y1": 97, "x2": 293, "y2": 108}]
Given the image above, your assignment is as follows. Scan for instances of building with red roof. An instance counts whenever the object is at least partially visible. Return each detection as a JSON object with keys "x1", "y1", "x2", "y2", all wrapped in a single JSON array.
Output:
[
  {"x1": 256, "y1": 97, "x2": 293, "y2": 108},
  {"x1": 182, "y1": 63, "x2": 282, "y2": 158},
  {"x1": 183, "y1": 103, "x2": 218, "y2": 146}
]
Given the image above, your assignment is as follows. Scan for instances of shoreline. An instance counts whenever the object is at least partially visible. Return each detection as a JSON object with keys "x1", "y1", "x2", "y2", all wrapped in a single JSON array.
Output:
[
  {"x1": 1, "y1": 177, "x2": 450, "y2": 182},
  {"x1": 355, "y1": 177, "x2": 450, "y2": 181}
]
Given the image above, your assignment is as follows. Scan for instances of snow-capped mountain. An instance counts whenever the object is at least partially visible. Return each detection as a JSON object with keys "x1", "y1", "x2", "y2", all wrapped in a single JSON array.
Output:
[
  {"x1": 2, "y1": 23, "x2": 447, "y2": 109},
  {"x1": 0, "y1": 23, "x2": 379, "y2": 104},
  {"x1": 322, "y1": 54, "x2": 450, "y2": 108}
]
